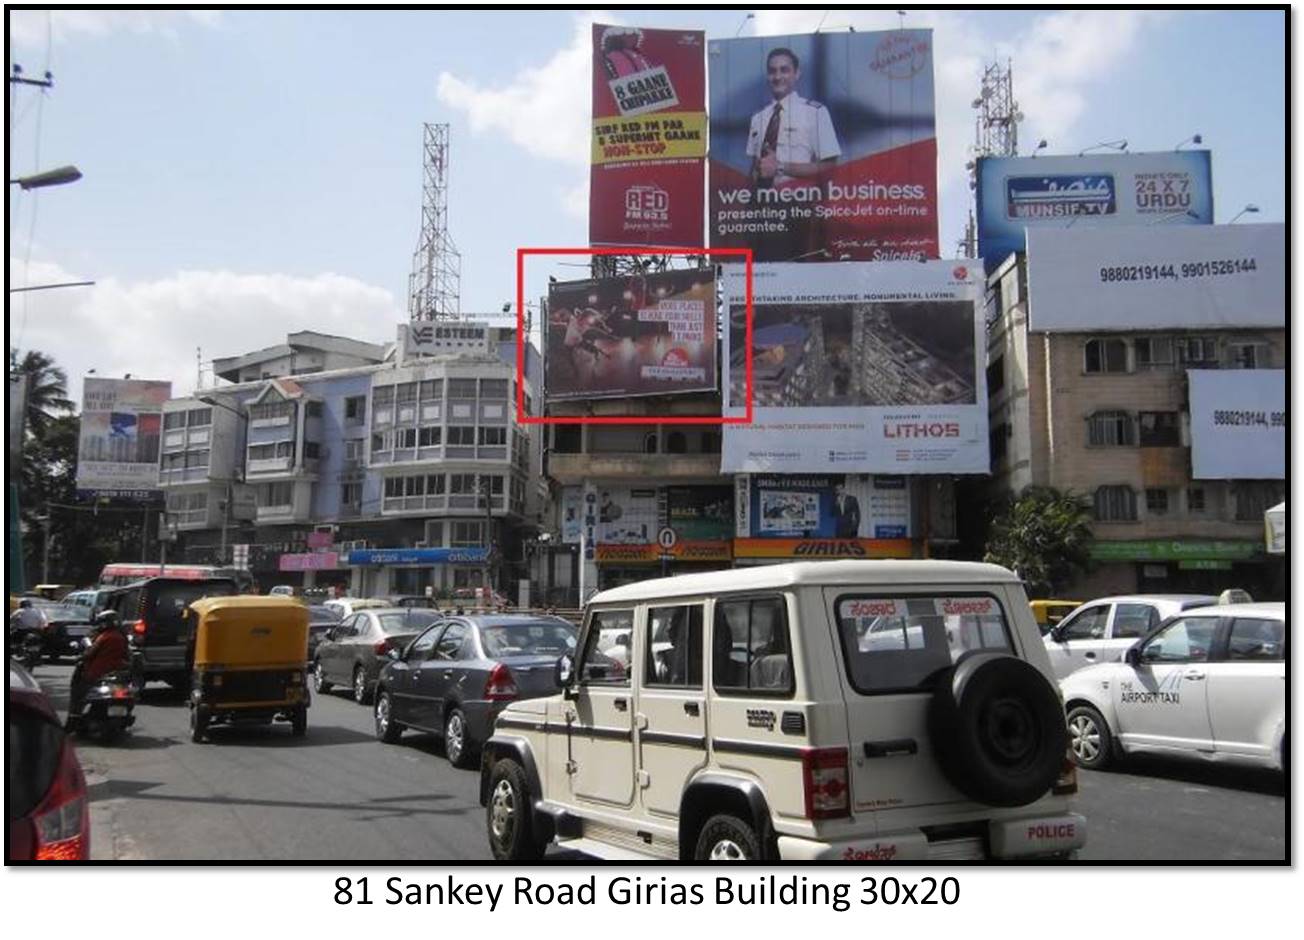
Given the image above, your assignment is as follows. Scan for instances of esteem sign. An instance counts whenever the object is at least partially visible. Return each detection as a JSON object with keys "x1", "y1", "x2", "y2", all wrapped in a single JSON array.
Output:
[
  {"x1": 1026, "y1": 223, "x2": 1285, "y2": 332},
  {"x1": 1187, "y1": 369, "x2": 1285, "y2": 480}
]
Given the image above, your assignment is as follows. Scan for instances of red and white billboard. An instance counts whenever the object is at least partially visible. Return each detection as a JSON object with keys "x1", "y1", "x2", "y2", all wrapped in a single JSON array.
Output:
[
  {"x1": 590, "y1": 24, "x2": 706, "y2": 248},
  {"x1": 709, "y1": 30, "x2": 939, "y2": 262}
]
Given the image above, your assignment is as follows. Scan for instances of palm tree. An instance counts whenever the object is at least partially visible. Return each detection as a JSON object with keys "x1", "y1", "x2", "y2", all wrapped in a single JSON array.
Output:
[{"x1": 9, "y1": 349, "x2": 75, "y2": 439}]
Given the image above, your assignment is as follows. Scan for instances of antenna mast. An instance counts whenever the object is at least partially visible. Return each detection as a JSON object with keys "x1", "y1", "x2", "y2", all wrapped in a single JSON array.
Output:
[
  {"x1": 408, "y1": 123, "x2": 461, "y2": 322},
  {"x1": 960, "y1": 60, "x2": 1022, "y2": 257}
]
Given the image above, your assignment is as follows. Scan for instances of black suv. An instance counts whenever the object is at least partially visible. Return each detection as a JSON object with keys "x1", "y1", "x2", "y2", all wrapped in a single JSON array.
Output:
[{"x1": 99, "y1": 577, "x2": 239, "y2": 688}]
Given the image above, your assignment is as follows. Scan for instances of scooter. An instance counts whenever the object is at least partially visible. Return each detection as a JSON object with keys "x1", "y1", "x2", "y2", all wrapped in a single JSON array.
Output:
[{"x1": 68, "y1": 639, "x2": 137, "y2": 743}]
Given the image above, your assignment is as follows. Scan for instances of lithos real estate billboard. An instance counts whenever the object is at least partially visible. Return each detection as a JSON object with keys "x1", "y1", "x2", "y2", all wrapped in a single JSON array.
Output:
[
  {"x1": 721, "y1": 261, "x2": 987, "y2": 474},
  {"x1": 708, "y1": 29, "x2": 938, "y2": 262},
  {"x1": 976, "y1": 150, "x2": 1214, "y2": 268},
  {"x1": 1026, "y1": 223, "x2": 1285, "y2": 332}
]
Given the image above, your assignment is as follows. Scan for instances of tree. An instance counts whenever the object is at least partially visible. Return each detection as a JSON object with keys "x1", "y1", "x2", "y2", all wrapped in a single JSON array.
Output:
[
  {"x1": 9, "y1": 348, "x2": 75, "y2": 440},
  {"x1": 983, "y1": 487, "x2": 1095, "y2": 598}
]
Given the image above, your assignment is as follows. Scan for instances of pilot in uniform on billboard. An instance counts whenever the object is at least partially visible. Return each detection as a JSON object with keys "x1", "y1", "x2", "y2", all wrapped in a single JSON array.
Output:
[{"x1": 746, "y1": 47, "x2": 841, "y2": 260}]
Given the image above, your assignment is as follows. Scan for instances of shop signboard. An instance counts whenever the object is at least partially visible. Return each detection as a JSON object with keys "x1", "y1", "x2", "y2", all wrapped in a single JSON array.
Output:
[
  {"x1": 280, "y1": 552, "x2": 340, "y2": 572},
  {"x1": 345, "y1": 547, "x2": 490, "y2": 566},
  {"x1": 1089, "y1": 540, "x2": 1260, "y2": 562},
  {"x1": 733, "y1": 537, "x2": 911, "y2": 560}
]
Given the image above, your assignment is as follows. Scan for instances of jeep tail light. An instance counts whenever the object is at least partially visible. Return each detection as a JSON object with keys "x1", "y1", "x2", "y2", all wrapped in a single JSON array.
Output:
[
  {"x1": 801, "y1": 747, "x2": 850, "y2": 820},
  {"x1": 32, "y1": 741, "x2": 90, "y2": 861},
  {"x1": 484, "y1": 663, "x2": 518, "y2": 702},
  {"x1": 130, "y1": 620, "x2": 146, "y2": 636},
  {"x1": 1052, "y1": 752, "x2": 1078, "y2": 796}
]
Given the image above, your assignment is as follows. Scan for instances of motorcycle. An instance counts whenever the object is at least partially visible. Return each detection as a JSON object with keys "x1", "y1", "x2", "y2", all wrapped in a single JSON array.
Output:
[
  {"x1": 21, "y1": 631, "x2": 43, "y2": 671},
  {"x1": 68, "y1": 638, "x2": 137, "y2": 743}
]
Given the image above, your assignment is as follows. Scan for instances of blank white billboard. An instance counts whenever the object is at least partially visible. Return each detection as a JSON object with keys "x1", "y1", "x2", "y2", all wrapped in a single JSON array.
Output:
[
  {"x1": 1187, "y1": 370, "x2": 1285, "y2": 480},
  {"x1": 1027, "y1": 223, "x2": 1284, "y2": 332}
]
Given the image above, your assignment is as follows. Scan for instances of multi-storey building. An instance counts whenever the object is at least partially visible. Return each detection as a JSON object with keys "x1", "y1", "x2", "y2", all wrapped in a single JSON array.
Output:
[{"x1": 985, "y1": 251, "x2": 1285, "y2": 598}]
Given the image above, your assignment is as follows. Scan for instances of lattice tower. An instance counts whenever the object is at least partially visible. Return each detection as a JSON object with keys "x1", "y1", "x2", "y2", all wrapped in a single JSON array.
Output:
[{"x1": 408, "y1": 123, "x2": 461, "y2": 322}]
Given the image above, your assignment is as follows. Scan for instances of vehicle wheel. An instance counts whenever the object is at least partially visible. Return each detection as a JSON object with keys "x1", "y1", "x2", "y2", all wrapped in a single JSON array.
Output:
[
  {"x1": 189, "y1": 706, "x2": 210, "y2": 744},
  {"x1": 486, "y1": 758, "x2": 545, "y2": 861},
  {"x1": 375, "y1": 691, "x2": 402, "y2": 744},
  {"x1": 313, "y1": 659, "x2": 331, "y2": 694},
  {"x1": 1066, "y1": 704, "x2": 1113, "y2": 770},
  {"x1": 695, "y1": 814, "x2": 761, "y2": 861},
  {"x1": 129, "y1": 665, "x2": 146, "y2": 697},
  {"x1": 928, "y1": 653, "x2": 1067, "y2": 807},
  {"x1": 291, "y1": 706, "x2": 308, "y2": 737},
  {"x1": 352, "y1": 666, "x2": 371, "y2": 705},
  {"x1": 444, "y1": 707, "x2": 473, "y2": 768}
]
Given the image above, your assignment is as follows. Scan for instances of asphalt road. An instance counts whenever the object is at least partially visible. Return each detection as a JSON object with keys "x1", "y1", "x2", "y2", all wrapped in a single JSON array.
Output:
[{"x1": 34, "y1": 664, "x2": 1287, "y2": 862}]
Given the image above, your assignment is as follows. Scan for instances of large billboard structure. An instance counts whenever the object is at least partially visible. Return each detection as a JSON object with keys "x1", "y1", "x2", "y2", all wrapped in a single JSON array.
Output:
[
  {"x1": 1026, "y1": 223, "x2": 1285, "y2": 332},
  {"x1": 722, "y1": 261, "x2": 987, "y2": 474},
  {"x1": 76, "y1": 378, "x2": 171, "y2": 499},
  {"x1": 708, "y1": 29, "x2": 938, "y2": 263},
  {"x1": 1187, "y1": 370, "x2": 1285, "y2": 480},
  {"x1": 976, "y1": 151, "x2": 1214, "y2": 268},
  {"x1": 545, "y1": 267, "x2": 717, "y2": 401},
  {"x1": 590, "y1": 24, "x2": 706, "y2": 247}
]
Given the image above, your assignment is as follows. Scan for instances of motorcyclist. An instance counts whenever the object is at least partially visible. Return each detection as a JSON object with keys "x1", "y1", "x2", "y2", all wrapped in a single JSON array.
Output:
[
  {"x1": 9, "y1": 598, "x2": 47, "y2": 662},
  {"x1": 67, "y1": 610, "x2": 131, "y2": 730}
]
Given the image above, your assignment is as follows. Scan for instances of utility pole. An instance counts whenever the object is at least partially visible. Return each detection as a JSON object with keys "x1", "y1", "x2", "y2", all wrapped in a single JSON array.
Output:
[{"x1": 41, "y1": 511, "x2": 52, "y2": 583}]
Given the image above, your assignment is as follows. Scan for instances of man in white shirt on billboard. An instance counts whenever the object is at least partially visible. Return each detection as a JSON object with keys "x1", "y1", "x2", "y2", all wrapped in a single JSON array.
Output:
[{"x1": 746, "y1": 47, "x2": 841, "y2": 189}]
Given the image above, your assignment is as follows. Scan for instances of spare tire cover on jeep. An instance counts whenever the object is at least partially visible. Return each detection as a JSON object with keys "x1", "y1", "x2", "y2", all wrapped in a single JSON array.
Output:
[{"x1": 928, "y1": 653, "x2": 1067, "y2": 807}]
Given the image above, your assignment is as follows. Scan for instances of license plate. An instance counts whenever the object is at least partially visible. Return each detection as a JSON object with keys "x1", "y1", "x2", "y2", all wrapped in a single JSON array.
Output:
[{"x1": 107, "y1": 705, "x2": 128, "y2": 717}]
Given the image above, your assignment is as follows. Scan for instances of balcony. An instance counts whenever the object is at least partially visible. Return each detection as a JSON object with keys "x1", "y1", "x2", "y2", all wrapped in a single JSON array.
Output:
[
  {"x1": 255, "y1": 503, "x2": 296, "y2": 522},
  {"x1": 248, "y1": 456, "x2": 294, "y2": 474},
  {"x1": 547, "y1": 452, "x2": 723, "y2": 482}
]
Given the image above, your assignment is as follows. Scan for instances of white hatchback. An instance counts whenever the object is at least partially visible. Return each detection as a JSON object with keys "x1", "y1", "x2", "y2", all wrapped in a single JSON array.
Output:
[
  {"x1": 1043, "y1": 595, "x2": 1217, "y2": 680},
  {"x1": 1061, "y1": 602, "x2": 1285, "y2": 772}
]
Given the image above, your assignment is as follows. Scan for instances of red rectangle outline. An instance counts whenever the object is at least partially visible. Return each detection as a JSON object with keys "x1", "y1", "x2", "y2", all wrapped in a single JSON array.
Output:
[{"x1": 516, "y1": 247, "x2": 753, "y2": 426}]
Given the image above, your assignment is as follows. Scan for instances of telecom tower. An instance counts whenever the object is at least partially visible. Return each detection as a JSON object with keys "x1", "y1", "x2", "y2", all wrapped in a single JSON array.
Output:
[
  {"x1": 960, "y1": 60, "x2": 1023, "y2": 257},
  {"x1": 408, "y1": 123, "x2": 461, "y2": 321}
]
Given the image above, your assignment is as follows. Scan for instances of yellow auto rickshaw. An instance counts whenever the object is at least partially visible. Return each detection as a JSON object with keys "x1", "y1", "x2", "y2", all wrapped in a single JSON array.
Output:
[
  {"x1": 1029, "y1": 599, "x2": 1083, "y2": 636},
  {"x1": 186, "y1": 595, "x2": 310, "y2": 743}
]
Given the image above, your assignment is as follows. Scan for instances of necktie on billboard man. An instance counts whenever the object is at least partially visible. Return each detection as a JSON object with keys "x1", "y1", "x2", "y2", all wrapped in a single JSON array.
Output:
[
  {"x1": 710, "y1": 30, "x2": 938, "y2": 263},
  {"x1": 590, "y1": 24, "x2": 706, "y2": 248}
]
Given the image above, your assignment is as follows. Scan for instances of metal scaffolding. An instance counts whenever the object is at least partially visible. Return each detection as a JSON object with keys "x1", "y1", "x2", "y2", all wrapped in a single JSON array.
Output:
[{"x1": 408, "y1": 123, "x2": 461, "y2": 322}]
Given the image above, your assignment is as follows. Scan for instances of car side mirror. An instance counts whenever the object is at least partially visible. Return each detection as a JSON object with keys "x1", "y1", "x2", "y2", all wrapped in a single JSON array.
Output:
[
  {"x1": 1125, "y1": 645, "x2": 1142, "y2": 667},
  {"x1": 555, "y1": 653, "x2": 576, "y2": 698},
  {"x1": 1049, "y1": 625, "x2": 1065, "y2": 643}
]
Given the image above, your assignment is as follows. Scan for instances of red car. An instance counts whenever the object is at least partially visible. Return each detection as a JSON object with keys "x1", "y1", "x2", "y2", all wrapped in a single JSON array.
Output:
[{"x1": 8, "y1": 659, "x2": 91, "y2": 860}]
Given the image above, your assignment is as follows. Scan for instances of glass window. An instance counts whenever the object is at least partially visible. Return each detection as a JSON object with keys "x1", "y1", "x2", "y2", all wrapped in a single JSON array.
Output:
[
  {"x1": 340, "y1": 483, "x2": 360, "y2": 506},
  {"x1": 344, "y1": 396, "x2": 366, "y2": 420},
  {"x1": 1176, "y1": 337, "x2": 1218, "y2": 365},
  {"x1": 1138, "y1": 411, "x2": 1181, "y2": 447},
  {"x1": 480, "y1": 379, "x2": 509, "y2": 399},
  {"x1": 1094, "y1": 486, "x2": 1137, "y2": 522},
  {"x1": 1084, "y1": 338, "x2": 1128, "y2": 374},
  {"x1": 1141, "y1": 617, "x2": 1219, "y2": 664},
  {"x1": 406, "y1": 624, "x2": 443, "y2": 660},
  {"x1": 986, "y1": 355, "x2": 1005, "y2": 395},
  {"x1": 418, "y1": 426, "x2": 441, "y2": 446},
  {"x1": 419, "y1": 379, "x2": 443, "y2": 401},
  {"x1": 1145, "y1": 488, "x2": 1170, "y2": 515},
  {"x1": 644, "y1": 605, "x2": 704, "y2": 688},
  {"x1": 371, "y1": 431, "x2": 389, "y2": 453},
  {"x1": 1061, "y1": 605, "x2": 1109, "y2": 640},
  {"x1": 713, "y1": 597, "x2": 792, "y2": 694},
  {"x1": 578, "y1": 609, "x2": 633, "y2": 685},
  {"x1": 396, "y1": 428, "x2": 417, "y2": 448},
  {"x1": 448, "y1": 378, "x2": 478, "y2": 399},
  {"x1": 450, "y1": 521, "x2": 483, "y2": 547},
  {"x1": 372, "y1": 386, "x2": 395, "y2": 406},
  {"x1": 1134, "y1": 336, "x2": 1173, "y2": 367},
  {"x1": 450, "y1": 474, "x2": 476, "y2": 494},
  {"x1": 304, "y1": 441, "x2": 320, "y2": 459},
  {"x1": 1187, "y1": 488, "x2": 1206, "y2": 513},
  {"x1": 1087, "y1": 411, "x2": 1135, "y2": 446},
  {"x1": 426, "y1": 474, "x2": 446, "y2": 495},
  {"x1": 448, "y1": 426, "x2": 475, "y2": 446},
  {"x1": 478, "y1": 426, "x2": 506, "y2": 446},
  {"x1": 396, "y1": 383, "x2": 417, "y2": 404},
  {"x1": 834, "y1": 595, "x2": 1012, "y2": 694},
  {"x1": 1234, "y1": 482, "x2": 1285, "y2": 522},
  {"x1": 481, "y1": 622, "x2": 577, "y2": 658},
  {"x1": 432, "y1": 623, "x2": 468, "y2": 660},
  {"x1": 184, "y1": 449, "x2": 210, "y2": 468},
  {"x1": 187, "y1": 407, "x2": 213, "y2": 427},
  {"x1": 1112, "y1": 604, "x2": 1159, "y2": 639},
  {"x1": 305, "y1": 401, "x2": 323, "y2": 418},
  {"x1": 403, "y1": 476, "x2": 425, "y2": 497},
  {"x1": 1227, "y1": 343, "x2": 1263, "y2": 369},
  {"x1": 1226, "y1": 618, "x2": 1284, "y2": 662},
  {"x1": 164, "y1": 411, "x2": 186, "y2": 430},
  {"x1": 384, "y1": 478, "x2": 403, "y2": 498}
]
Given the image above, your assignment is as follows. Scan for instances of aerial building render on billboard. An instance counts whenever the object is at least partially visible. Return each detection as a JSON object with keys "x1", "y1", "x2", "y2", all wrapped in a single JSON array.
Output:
[
  {"x1": 546, "y1": 267, "x2": 717, "y2": 401},
  {"x1": 1187, "y1": 370, "x2": 1285, "y2": 480},
  {"x1": 722, "y1": 261, "x2": 988, "y2": 474},
  {"x1": 1026, "y1": 223, "x2": 1285, "y2": 331},
  {"x1": 590, "y1": 23, "x2": 706, "y2": 248},
  {"x1": 975, "y1": 150, "x2": 1214, "y2": 268},
  {"x1": 708, "y1": 29, "x2": 939, "y2": 262},
  {"x1": 76, "y1": 378, "x2": 172, "y2": 499}
]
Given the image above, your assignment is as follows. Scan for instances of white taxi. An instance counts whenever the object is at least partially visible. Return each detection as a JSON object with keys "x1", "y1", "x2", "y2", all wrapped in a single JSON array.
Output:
[{"x1": 1061, "y1": 602, "x2": 1285, "y2": 772}]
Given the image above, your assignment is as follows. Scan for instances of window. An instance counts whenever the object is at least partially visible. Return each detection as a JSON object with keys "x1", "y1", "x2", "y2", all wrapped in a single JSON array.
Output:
[
  {"x1": 305, "y1": 401, "x2": 323, "y2": 418},
  {"x1": 1060, "y1": 605, "x2": 1109, "y2": 641},
  {"x1": 834, "y1": 595, "x2": 1012, "y2": 695},
  {"x1": 184, "y1": 449, "x2": 210, "y2": 469},
  {"x1": 419, "y1": 379, "x2": 443, "y2": 401},
  {"x1": 261, "y1": 481, "x2": 293, "y2": 506},
  {"x1": 395, "y1": 383, "x2": 417, "y2": 405},
  {"x1": 578, "y1": 610, "x2": 633, "y2": 685},
  {"x1": 448, "y1": 426, "x2": 475, "y2": 446},
  {"x1": 1140, "y1": 617, "x2": 1219, "y2": 664},
  {"x1": 403, "y1": 476, "x2": 425, "y2": 497},
  {"x1": 426, "y1": 474, "x2": 446, "y2": 495},
  {"x1": 1094, "y1": 486, "x2": 1137, "y2": 522},
  {"x1": 373, "y1": 387, "x2": 395, "y2": 406},
  {"x1": 643, "y1": 606, "x2": 704, "y2": 688},
  {"x1": 986, "y1": 355, "x2": 1005, "y2": 394},
  {"x1": 1138, "y1": 411, "x2": 1181, "y2": 447},
  {"x1": 1134, "y1": 336, "x2": 1173, "y2": 367},
  {"x1": 713, "y1": 597, "x2": 792, "y2": 694},
  {"x1": 1233, "y1": 481, "x2": 1285, "y2": 522},
  {"x1": 1084, "y1": 338, "x2": 1128, "y2": 374},
  {"x1": 344, "y1": 396, "x2": 366, "y2": 421},
  {"x1": 383, "y1": 478, "x2": 403, "y2": 498},
  {"x1": 1112, "y1": 604, "x2": 1159, "y2": 639},
  {"x1": 666, "y1": 431, "x2": 687, "y2": 453},
  {"x1": 304, "y1": 441, "x2": 320, "y2": 459},
  {"x1": 406, "y1": 625, "x2": 442, "y2": 661},
  {"x1": 480, "y1": 379, "x2": 508, "y2": 399},
  {"x1": 701, "y1": 432, "x2": 721, "y2": 454},
  {"x1": 554, "y1": 425, "x2": 582, "y2": 453},
  {"x1": 344, "y1": 439, "x2": 364, "y2": 462},
  {"x1": 1226, "y1": 618, "x2": 1284, "y2": 662},
  {"x1": 250, "y1": 401, "x2": 293, "y2": 421},
  {"x1": 418, "y1": 426, "x2": 441, "y2": 447},
  {"x1": 371, "y1": 431, "x2": 390, "y2": 454},
  {"x1": 1145, "y1": 488, "x2": 1170, "y2": 516},
  {"x1": 1176, "y1": 337, "x2": 1218, "y2": 365},
  {"x1": 449, "y1": 474, "x2": 476, "y2": 494},
  {"x1": 990, "y1": 422, "x2": 1009, "y2": 462},
  {"x1": 161, "y1": 452, "x2": 184, "y2": 472},
  {"x1": 448, "y1": 378, "x2": 478, "y2": 399},
  {"x1": 396, "y1": 428, "x2": 417, "y2": 448},
  {"x1": 487, "y1": 476, "x2": 504, "y2": 495},
  {"x1": 340, "y1": 483, "x2": 360, "y2": 507},
  {"x1": 450, "y1": 521, "x2": 483, "y2": 547},
  {"x1": 1087, "y1": 410, "x2": 1136, "y2": 446},
  {"x1": 1227, "y1": 343, "x2": 1265, "y2": 369},
  {"x1": 1187, "y1": 487, "x2": 1206, "y2": 513},
  {"x1": 187, "y1": 407, "x2": 213, "y2": 427},
  {"x1": 478, "y1": 427, "x2": 506, "y2": 446},
  {"x1": 164, "y1": 412, "x2": 186, "y2": 430}
]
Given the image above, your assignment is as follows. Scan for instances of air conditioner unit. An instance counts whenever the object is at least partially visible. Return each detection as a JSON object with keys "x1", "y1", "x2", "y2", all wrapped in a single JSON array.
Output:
[{"x1": 314, "y1": 524, "x2": 337, "y2": 535}]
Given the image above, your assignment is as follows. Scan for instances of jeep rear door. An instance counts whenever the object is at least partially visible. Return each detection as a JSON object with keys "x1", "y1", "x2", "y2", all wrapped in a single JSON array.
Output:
[{"x1": 567, "y1": 608, "x2": 636, "y2": 808}]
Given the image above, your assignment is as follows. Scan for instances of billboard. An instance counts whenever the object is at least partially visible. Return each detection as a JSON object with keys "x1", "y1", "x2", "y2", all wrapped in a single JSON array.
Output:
[
  {"x1": 1026, "y1": 223, "x2": 1285, "y2": 332},
  {"x1": 666, "y1": 486, "x2": 733, "y2": 540},
  {"x1": 401, "y1": 320, "x2": 493, "y2": 358},
  {"x1": 546, "y1": 267, "x2": 716, "y2": 401},
  {"x1": 708, "y1": 29, "x2": 938, "y2": 262},
  {"x1": 1187, "y1": 370, "x2": 1285, "y2": 480},
  {"x1": 590, "y1": 24, "x2": 706, "y2": 247},
  {"x1": 593, "y1": 486, "x2": 658, "y2": 545},
  {"x1": 976, "y1": 151, "x2": 1214, "y2": 267},
  {"x1": 722, "y1": 261, "x2": 987, "y2": 473},
  {"x1": 76, "y1": 378, "x2": 171, "y2": 499},
  {"x1": 748, "y1": 474, "x2": 911, "y2": 540}
]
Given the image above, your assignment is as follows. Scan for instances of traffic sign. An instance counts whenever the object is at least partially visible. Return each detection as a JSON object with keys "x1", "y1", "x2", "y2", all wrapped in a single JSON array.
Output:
[{"x1": 656, "y1": 527, "x2": 678, "y2": 550}]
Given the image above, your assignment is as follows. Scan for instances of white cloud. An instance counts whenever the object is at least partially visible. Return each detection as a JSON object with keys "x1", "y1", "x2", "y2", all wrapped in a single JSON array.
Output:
[
  {"x1": 8, "y1": 259, "x2": 403, "y2": 405},
  {"x1": 8, "y1": 10, "x2": 220, "y2": 48},
  {"x1": 559, "y1": 179, "x2": 590, "y2": 221}
]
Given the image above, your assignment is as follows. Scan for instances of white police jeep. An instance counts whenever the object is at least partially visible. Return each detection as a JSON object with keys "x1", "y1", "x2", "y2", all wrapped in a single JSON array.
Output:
[{"x1": 480, "y1": 560, "x2": 1085, "y2": 861}]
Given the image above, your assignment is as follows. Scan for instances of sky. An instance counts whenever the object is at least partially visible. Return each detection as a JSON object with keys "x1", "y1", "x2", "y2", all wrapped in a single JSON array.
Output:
[{"x1": 6, "y1": 8, "x2": 1287, "y2": 404}]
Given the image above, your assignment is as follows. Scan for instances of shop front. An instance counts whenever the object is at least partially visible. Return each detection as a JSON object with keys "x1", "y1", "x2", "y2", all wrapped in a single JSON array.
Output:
[
  {"x1": 1089, "y1": 539, "x2": 1275, "y2": 599},
  {"x1": 342, "y1": 546, "x2": 492, "y2": 599},
  {"x1": 278, "y1": 551, "x2": 348, "y2": 594},
  {"x1": 594, "y1": 539, "x2": 733, "y2": 590}
]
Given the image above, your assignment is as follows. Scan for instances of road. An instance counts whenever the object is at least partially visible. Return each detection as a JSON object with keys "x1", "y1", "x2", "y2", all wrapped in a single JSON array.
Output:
[{"x1": 35, "y1": 664, "x2": 1286, "y2": 862}]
